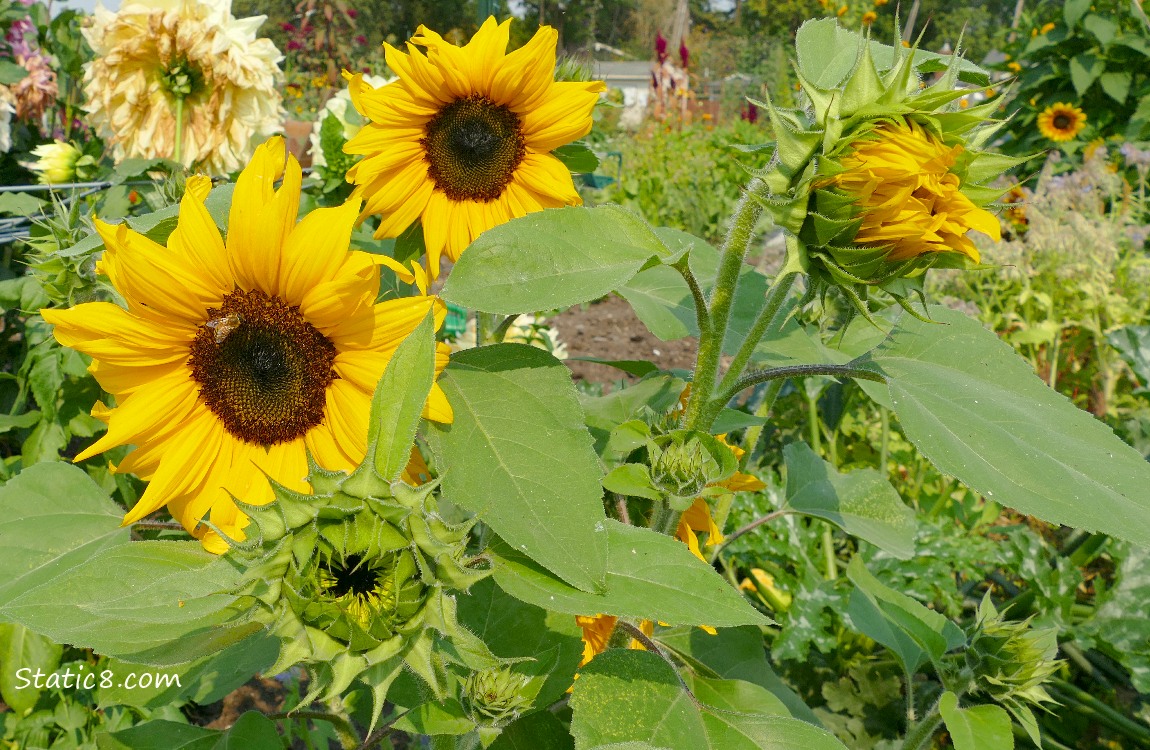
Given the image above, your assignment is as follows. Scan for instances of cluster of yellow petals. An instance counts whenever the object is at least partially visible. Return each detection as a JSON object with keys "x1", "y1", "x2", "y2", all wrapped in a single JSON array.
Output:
[{"x1": 832, "y1": 119, "x2": 1001, "y2": 263}]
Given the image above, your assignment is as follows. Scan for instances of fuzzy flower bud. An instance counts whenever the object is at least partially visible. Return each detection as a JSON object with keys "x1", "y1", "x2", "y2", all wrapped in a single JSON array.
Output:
[
  {"x1": 461, "y1": 666, "x2": 537, "y2": 727},
  {"x1": 965, "y1": 597, "x2": 1061, "y2": 713}
]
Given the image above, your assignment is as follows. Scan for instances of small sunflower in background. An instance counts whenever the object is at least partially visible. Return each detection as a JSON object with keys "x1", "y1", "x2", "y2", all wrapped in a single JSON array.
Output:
[
  {"x1": 862, "y1": 11, "x2": 877, "y2": 25},
  {"x1": 1037, "y1": 102, "x2": 1087, "y2": 143},
  {"x1": 43, "y1": 137, "x2": 453, "y2": 552},
  {"x1": 345, "y1": 17, "x2": 605, "y2": 278}
]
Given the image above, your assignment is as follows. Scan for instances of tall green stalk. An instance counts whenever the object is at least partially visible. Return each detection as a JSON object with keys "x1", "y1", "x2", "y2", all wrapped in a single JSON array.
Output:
[{"x1": 683, "y1": 176, "x2": 765, "y2": 430}]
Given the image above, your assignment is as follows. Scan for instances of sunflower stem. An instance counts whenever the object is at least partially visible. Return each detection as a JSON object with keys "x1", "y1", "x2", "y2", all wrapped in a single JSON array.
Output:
[
  {"x1": 714, "y1": 363, "x2": 886, "y2": 410},
  {"x1": 492, "y1": 313, "x2": 520, "y2": 343},
  {"x1": 173, "y1": 96, "x2": 185, "y2": 165},
  {"x1": 683, "y1": 177, "x2": 764, "y2": 432},
  {"x1": 714, "y1": 270, "x2": 798, "y2": 398}
]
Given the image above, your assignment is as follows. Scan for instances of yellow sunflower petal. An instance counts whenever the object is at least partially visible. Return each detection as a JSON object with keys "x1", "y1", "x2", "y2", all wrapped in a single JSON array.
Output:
[
  {"x1": 227, "y1": 136, "x2": 303, "y2": 295},
  {"x1": 279, "y1": 195, "x2": 361, "y2": 304}
]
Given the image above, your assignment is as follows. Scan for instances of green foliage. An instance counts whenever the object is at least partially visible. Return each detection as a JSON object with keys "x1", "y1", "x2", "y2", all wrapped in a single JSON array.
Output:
[{"x1": 999, "y1": 0, "x2": 1150, "y2": 152}]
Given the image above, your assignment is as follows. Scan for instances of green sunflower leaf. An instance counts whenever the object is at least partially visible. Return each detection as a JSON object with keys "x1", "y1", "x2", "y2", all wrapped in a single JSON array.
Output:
[
  {"x1": 0, "y1": 540, "x2": 256, "y2": 666},
  {"x1": 441, "y1": 205, "x2": 667, "y2": 315},
  {"x1": 367, "y1": 310, "x2": 436, "y2": 482},
  {"x1": 0, "y1": 462, "x2": 129, "y2": 610},
  {"x1": 851, "y1": 306, "x2": 1150, "y2": 549},
  {"x1": 428, "y1": 344, "x2": 609, "y2": 593},
  {"x1": 570, "y1": 650, "x2": 847, "y2": 749},
  {"x1": 491, "y1": 519, "x2": 768, "y2": 628},
  {"x1": 939, "y1": 693, "x2": 1014, "y2": 750}
]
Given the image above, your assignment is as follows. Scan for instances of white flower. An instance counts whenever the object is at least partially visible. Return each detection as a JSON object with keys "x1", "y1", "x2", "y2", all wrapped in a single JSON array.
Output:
[
  {"x1": 0, "y1": 86, "x2": 13, "y2": 154},
  {"x1": 308, "y1": 74, "x2": 392, "y2": 169},
  {"x1": 82, "y1": 0, "x2": 284, "y2": 174},
  {"x1": 25, "y1": 140, "x2": 96, "y2": 184}
]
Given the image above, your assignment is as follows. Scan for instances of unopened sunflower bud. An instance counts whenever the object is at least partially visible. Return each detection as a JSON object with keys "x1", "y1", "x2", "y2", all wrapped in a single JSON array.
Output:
[
  {"x1": 753, "y1": 20, "x2": 1026, "y2": 318},
  {"x1": 965, "y1": 596, "x2": 1061, "y2": 712},
  {"x1": 652, "y1": 438, "x2": 708, "y2": 500},
  {"x1": 461, "y1": 666, "x2": 537, "y2": 727}
]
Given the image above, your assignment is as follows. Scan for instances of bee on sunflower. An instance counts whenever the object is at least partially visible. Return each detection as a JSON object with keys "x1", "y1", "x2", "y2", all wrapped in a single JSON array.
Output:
[
  {"x1": 43, "y1": 137, "x2": 454, "y2": 552},
  {"x1": 344, "y1": 17, "x2": 605, "y2": 278}
]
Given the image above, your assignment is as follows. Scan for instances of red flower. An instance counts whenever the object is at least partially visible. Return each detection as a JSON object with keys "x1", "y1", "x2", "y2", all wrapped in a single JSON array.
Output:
[
  {"x1": 354, "y1": 34, "x2": 367, "y2": 45},
  {"x1": 346, "y1": 8, "x2": 358, "y2": 18},
  {"x1": 280, "y1": 22, "x2": 295, "y2": 32},
  {"x1": 286, "y1": 40, "x2": 302, "y2": 51}
]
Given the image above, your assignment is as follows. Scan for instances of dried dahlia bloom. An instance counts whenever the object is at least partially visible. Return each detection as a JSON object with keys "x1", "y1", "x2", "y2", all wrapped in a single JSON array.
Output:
[
  {"x1": 12, "y1": 50, "x2": 57, "y2": 124},
  {"x1": 82, "y1": 0, "x2": 284, "y2": 174}
]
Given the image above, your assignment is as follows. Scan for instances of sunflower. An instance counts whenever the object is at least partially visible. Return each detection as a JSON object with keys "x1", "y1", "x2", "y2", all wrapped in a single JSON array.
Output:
[
  {"x1": 862, "y1": 11, "x2": 878, "y2": 25},
  {"x1": 344, "y1": 17, "x2": 605, "y2": 278},
  {"x1": 82, "y1": 0, "x2": 283, "y2": 174},
  {"x1": 43, "y1": 137, "x2": 453, "y2": 553},
  {"x1": 1037, "y1": 102, "x2": 1086, "y2": 143},
  {"x1": 829, "y1": 119, "x2": 1001, "y2": 262}
]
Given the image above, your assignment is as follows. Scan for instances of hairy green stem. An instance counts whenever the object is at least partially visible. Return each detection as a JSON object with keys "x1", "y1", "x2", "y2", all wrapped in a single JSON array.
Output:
[
  {"x1": 900, "y1": 707, "x2": 943, "y2": 750},
  {"x1": 716, "y1": 364, "x2": 885, "y2": 409},
  {"x1": 269, "y1": 711, "x2": 358, "y2": 750},
  {"x1": 673, "y1": 258, "x2": 711, "y2": 339},
  {"x1": 683, "y1": 177, "x2": 765, "y2": 430},
  {"x1": 717, "y1": 270, "x2": 798, "y2": 397}
]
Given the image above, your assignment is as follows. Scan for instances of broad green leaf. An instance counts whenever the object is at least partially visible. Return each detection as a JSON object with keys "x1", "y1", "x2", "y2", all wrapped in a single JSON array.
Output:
[
  {"x1": 212, "y1": 711, "x2": 282, "y2": 750},
  {"x1": 795, "y1": 19, "x2": 989, "y2": 88},
  {"x1": 1109, "y1": 325, "x2": 1150, "y2": 392},
  {"x1": 1077, "y1": 542, "x2": 1150, "y2": 693},
  {"x1": 489, "y1": 711, "x2": 576, "y2": 750},
  {"x1": 0, "y1": 60, "x2": 28, "y2": 85},
  {"x1": 0, "y1": 462, "x2": 129, "y2": 609},
  {"x1": 854, "y1": 306, "x2": 1150, "y2": 549},
  {"x1": 97, "y1": 721, "x2": 219, "y2": 750},
  {"x1": 570, "y1": 650, "x2": 847, "y2": 750},
  {"x1": 393, "y1": 697, "x2": 474, "y2": 736},
  {"x1": 783, "y1": 443, "x2": 916, "y2": 558},
  {"x1": 1083, "y1": 13, "x2": 1118, "y2": 45},
  {"x1": 441, "y1": 205, "x2": 666, "y2": 314},
  {"x1": 553, "y1": 143, "x2": 600, "y2": 174},
  {"x1": 456, "y1": 578, "x2": 585, "y2": 710},
  {"x1": 1100, "y1": 71, "x2": 1132, "y2": 104},
  {"x1": 567, "y1": 358, "x2": 659, "y2": 378},
  {"x1": 1069, "y1": 53, "x2": 1104, "y2": 95},
  {"x1": 655, "y1": 626, "x2": 821, "y2": 725},
  {"x1": 0, "y1": 622, "x2": 62, "y2": 713},
  {"x1": 492, "y1": 519, "x2": 768, "y2": 628},
  {"x1": 616, "y1": 236, "x2": 773, "y2": 355},
  {"x1": 0, "y1": 541, "x2": 256, "y2": 666},
  {"x1": 581, "y1": 375, "x2": 686, "y2": 435},
  {"x1": 939, "y1": 693, "x2": 1013, "y2": 750},
  {"x1": 96, "y1": 633, "x2": 278, "y2": 709},
  {"x1": 368, "y1": 311, "x2": 436, "y2": 481},
  {"x1": 1064, "y1": 0, "x2": 1091, "y2": 27},
  {"x1": 429, "y1": 344, "x2": 608, "y2": 593},
  {"x1": 844, "y1": 557, "x2": 964, "y2": 674},
  {"x1": 602, "y1": 464, "x2": 662, "y2": 500},
  {"x1": 0, "y1": 191, "x2": 45, "y2": 217}
]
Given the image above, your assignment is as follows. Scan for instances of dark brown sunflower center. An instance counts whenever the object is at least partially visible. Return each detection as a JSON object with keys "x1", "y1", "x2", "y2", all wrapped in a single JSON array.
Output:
[
  {"x1": 188, "y1": 289, "x2": 336, "y2": 446},
  {"x1": 422, "y1": 94, "x2": 525, "y2": 202},
  {"x1": 1052, "y1": 113, "x2": 1073, "y2": 130}
]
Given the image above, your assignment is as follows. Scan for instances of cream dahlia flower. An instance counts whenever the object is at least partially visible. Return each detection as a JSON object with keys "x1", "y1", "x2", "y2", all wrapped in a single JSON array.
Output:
[
  {"x1": 82, "y1": 0, "x2": 284, "y2": 174},
  {"x1": 0, "y1": 86, "x2": 13, "y2": 153}
]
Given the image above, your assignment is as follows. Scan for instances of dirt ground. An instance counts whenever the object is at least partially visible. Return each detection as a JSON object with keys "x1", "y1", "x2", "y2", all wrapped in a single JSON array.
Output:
[{"x1": 552, "y1": 294, "x2": 698, "y2": 386}]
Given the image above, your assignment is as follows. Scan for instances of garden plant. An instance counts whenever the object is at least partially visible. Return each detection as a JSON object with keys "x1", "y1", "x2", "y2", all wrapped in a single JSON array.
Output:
[{"x1": 3, "y1": 1, "x2": 1150, "y2": 749}]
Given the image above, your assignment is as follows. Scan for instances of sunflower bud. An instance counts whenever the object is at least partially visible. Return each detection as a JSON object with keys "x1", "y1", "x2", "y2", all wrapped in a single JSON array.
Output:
[
  {"x1": 460, "y1": 666, "x2": 539, "y2": 727},
  {"x1": 228, "y1": 455, "x2": 495, "y2": 727},
  {"x1": 648, "y1": 430, "x2": 736, "y2": 509},
  {"x1": 965, "y1": 596, "x2": 1061, "y2": 713},
  {"x1": 754, "y1": 20, "x2": 1026, "y2": 318}
]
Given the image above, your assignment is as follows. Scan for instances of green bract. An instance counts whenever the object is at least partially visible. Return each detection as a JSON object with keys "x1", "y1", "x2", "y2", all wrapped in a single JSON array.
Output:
[
  {"x1": 754, "y1": 19, "x2": 1025, "y2": 316},
  {"x1": 226, "y1": 459, "x2": 494, "y2": 723}
]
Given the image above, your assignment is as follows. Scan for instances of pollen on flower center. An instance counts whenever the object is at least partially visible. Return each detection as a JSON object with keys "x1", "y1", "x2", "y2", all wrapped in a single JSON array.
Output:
[
  {"x1": 421, "y1": 94, "x2": 525, "y2": 202},
  {"x1": 188, "y1": 289, "x2": 336, "y2": 446},
  {"x1": 318, "y1": 553, "x2": 400, "y2": 629}
]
